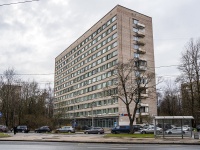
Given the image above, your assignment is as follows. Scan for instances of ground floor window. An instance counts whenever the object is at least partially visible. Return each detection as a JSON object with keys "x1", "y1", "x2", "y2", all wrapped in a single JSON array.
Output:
[{"x1": 74, "y1": 117, "x2": 119, "y2": 128}]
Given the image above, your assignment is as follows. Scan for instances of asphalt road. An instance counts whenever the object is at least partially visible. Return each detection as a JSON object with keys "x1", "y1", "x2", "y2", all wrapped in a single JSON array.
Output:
[{"x1": 0, "y1": 141, "x2": 200, "y2": 150}]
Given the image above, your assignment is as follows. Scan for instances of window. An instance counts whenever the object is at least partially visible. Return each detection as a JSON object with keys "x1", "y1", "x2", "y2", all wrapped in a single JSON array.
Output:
[
  {"x1": 113, "y1": 50, "x2": 118, "y2": 56},
  {"x1": 102, "y1": 48, "x2": 106, "y2": 54},
  {"x1": 102, "y1": 24, "x2": 106, "y2": 29},
  {"x1": 97, "y1": 36, "x2": 101, "y2": 41},
  {"x1": 133, "y1": 28, "x2": 138, "y2": 32},
  {"x1": 97, "y1": 43, "x2": 101, "y2": 49},
  {"x1": 113, "y1": 42, "x2": 117, "y2": 48},
  {"x1": 133, "y1": 19, "x2": 138, "y2": 24},
  {"x1": 92, "y1": 54, "x2": 96, "y2": 59},
  {"x1": 133, "y1": 36, "x2": 139, "y2": 41},
  {"x1": 102, "y1": 32, "x2": 106, "y2": 37},
  {"x1": 97, "y1": 59, "x2": 101, "y2": 64},
  {"x1": 102, "y1": 40, "x2": 106, "y2": 46},
  {"x1": 112, "y1": 24, "x2": 117, "y2": 30},
  {"x1": 112, "y1": 16, "x2": 117, "y2": 22},
  {"x1": 107, "y1": 20, "x2": 111, "y2": 26},
  {"x1": 97, "y1": 28, "x2": 101, "y2": 34},
  {"x1": 93, "y1": 32, "x2": 97, "y2": 37},
  {"x1": 134, "y1": 44, "x2": 139, "y2": 50},
  {"x1": 107, "y1": 37, "x2": 111, "y2": 43},
  {"x1": 107, "y1": 45, "x2": 111, "y2": 51},
  {"x1": 97, "y1": 51, "x2": 101, "y2": 57},
  {"x1": 134, "y1": 53, "x2": 140, "y2": 58},
  {"x1": 113, "y1": 33, "x2": 117, "y2": 39},
  {"x1": 93, "y1": 62, "x2": 96, "y2": 67},
  {"x1": 89, "y1": 36, "x2": 92, "y2": 40},
  {"x1": 107, "y1": 28, "x2": 111, "y2": 34}
]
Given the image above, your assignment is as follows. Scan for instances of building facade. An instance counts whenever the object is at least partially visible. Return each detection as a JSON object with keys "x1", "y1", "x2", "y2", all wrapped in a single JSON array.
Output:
[{"x1": 54, "y1": 5, "x2": 157, "y2": 127}]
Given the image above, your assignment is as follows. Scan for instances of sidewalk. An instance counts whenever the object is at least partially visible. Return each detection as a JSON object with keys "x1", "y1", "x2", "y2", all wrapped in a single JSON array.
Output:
[{"x1": 0, "y1": 133, "x2": 200, "y2": 145}]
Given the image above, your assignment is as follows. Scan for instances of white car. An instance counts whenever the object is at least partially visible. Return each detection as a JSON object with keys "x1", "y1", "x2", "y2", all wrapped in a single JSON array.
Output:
[
  {"x1": 165, "y1": 127, "x2": 186, "y2": 134},
  {"x1": 182, "y1": 125, "x2": 192, "y2": 131},
  {"x1": 140, "y1": 127, "x2": 162, "y2": 134}
]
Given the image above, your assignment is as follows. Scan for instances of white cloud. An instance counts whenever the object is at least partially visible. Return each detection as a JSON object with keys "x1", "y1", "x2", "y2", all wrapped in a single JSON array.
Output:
[{"x1": 0, "y1": 0, "x2": 200, "y2": 87}]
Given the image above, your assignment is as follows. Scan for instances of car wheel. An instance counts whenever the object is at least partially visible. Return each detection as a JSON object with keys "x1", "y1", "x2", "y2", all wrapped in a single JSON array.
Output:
[
  {"x1": 22, "y1": 130, "x2": 25, "y2": 133},
  {"x1": 141, "y1": 131, "x2": 145, "y2": 134},
  {"x1": 168, "y1": 132, "x2": 172, "y2": 134}
]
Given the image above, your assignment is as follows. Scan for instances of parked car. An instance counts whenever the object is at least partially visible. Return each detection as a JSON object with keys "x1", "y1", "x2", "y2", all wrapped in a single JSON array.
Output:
[
  {"x1": 111, "y1": 125, "x2": 143, "y2": 134},
  {"x1": 157, "y1": 123, "x2": 174, "y2": 131},
  {"x1": 133, "y1": 125, "x2": 143, "y2": 131},
  {"x1": 182, "y1": 125, "x2": 192, "y2": 131},
  {"x1": 84, "y1": 127, "x2": 104, "y2": 134},
  {"x1": 35, "y1": 126, "x2": 51, "y2": 133},
  {"x1": 55, "y1": 126, "x2": 75, "y2": 133},
  {"x1": 165, "y1": 127, "x2": 186, "y2": 134},
  {"x1": 16, "y1": 125, "x2": 30, "y2": 133},
  {"x1": 0, "y1": 125, "x2": 9, "y2": 132},
  {"x1": 111, "y1": 125, "x2": 130, "y2": 134},
  {"x1": 196, "y1": 125, "x2": 200, "y2": 132},
  {"x1": 81, "y1": 125, "x2": 90, "y2": 130},
  {"x1": 140, "y1": 127, "x2": 162, "y2": 134}
]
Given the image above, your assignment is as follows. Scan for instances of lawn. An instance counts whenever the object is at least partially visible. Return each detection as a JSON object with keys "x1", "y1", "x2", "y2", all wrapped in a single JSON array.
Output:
[
  {"x1": 104, "y1": 133, "x2": 154, "y2": 138},
  {"x1": 0, "y1": 132, "x2": 11, "y2": 138}
]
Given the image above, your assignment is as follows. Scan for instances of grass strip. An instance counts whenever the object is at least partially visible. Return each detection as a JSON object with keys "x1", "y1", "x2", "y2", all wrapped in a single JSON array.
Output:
[
  {"x1": 104, "y1": 133, "x2": 154, "y2": 138},
  {"x1": 0, "y1": 132, "x2": 11, "y2": 138}
]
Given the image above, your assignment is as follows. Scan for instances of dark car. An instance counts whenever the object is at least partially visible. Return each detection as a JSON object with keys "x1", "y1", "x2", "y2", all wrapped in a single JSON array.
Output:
[
  {"x1": 133, "y1": 125, "x2": 143, "y2": 131},
  {"x1": 0, "y1": 125, "x2": 9, "y2": 132},
  {"x1": 111, "y1": 125, "x2": 130, "y2": 134},
  {"x1": 196, "y1": 125, "x2": 200, "y2": 132},
  {"x1": 81, "y1": 125, "x2": 90, "y2": 130},
  {"x1": 84, "y1": 127, "x2": 104, "y2": 134},
  {"x1": 16, "y1": 125, "x2": 30, "y2": 133},
  {"x1": 111, "y1": 125, "x2": 141, "y2": 134},
  {"x1": 35, "y1": 126, "x2": 51, "y2": 133}
]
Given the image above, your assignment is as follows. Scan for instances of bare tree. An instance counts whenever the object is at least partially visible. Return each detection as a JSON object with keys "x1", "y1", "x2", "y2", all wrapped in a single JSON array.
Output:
[
  {"x1": 0, "y1": 68, "x2": 21, "y2": 127},
  {"x1": 44, "y1": 83, "x2": 54, "y2": 119},
  {"x1": 158, "y1": 80, "x2": 182, "y2": 116},
  {"x1": 105, "y1": 59, "x2": 156, "y2": 133},
  {"x1": 177, "y1": 38, "x2": 200, "y2": 126}
]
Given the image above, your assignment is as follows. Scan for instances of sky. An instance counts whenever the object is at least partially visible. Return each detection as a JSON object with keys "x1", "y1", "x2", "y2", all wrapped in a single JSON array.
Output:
[{"x1": 0, "y1": 0, "x2": 200, "y2": 88}]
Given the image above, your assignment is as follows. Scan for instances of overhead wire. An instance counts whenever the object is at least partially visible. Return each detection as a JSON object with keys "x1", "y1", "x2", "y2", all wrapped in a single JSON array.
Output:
[{"x1": 0, "y1": 0, "x2": 39, "y2": 6}]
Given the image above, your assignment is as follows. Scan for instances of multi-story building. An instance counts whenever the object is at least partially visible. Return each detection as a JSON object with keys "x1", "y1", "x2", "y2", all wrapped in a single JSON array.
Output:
[{"x1": 54, "y1": 5, "x2": 157, "y2": 127}]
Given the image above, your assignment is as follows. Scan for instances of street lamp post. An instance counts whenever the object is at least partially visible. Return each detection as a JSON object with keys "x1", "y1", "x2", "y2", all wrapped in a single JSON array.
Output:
[{"x1": 91, "y1": 101, "x2": 95, "y2": 127}]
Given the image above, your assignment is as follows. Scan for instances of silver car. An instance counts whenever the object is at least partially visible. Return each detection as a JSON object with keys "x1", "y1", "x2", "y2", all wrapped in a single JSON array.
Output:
[
  {"x1": 165, "y1": 127, "x2": 186, "y2": 134},
  {"x1": 140, "y1": 127, "x2": 162, "y2": 134},
  {"x1": 55, "y1": 126, "x2": 75, "y2": 133}
]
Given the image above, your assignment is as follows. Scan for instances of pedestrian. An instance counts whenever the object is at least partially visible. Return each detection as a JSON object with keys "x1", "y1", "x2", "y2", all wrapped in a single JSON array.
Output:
[{"x1": 13, "y1": 126, "x2": 17, "y2": 135}]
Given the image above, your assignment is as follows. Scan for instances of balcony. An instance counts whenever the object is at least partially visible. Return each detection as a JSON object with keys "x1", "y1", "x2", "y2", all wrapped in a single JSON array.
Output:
[
  {"x1": 139, "y1": 66, "x2": 147, "y2": 71},
  {"x1": 136, "y1": 23, "x2": 145, "y2": 29},
  {"x1": 138, "y1": 57, "x2": 146, "y2": 61},
  {"x1": 136, "y1": 39, "x2": 145, "y2": 46},
  {"x1": 137, "y1": 47, "x2": 146, "y2": 54},
  {"x1": 140, "y1": 112, "x2": 149, "y2": 116},
  {"x1": 141, "y1": 93, "x2": 148, "y2": 98},
  {"x1": 137, "y1": 31, "x2": 145, "y2": 37}
]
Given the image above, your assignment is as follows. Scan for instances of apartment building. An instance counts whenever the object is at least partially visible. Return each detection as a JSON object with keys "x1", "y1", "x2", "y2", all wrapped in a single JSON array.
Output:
[{"x1": 54, "y1": 5, "x2": 157, "y2": 127}]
